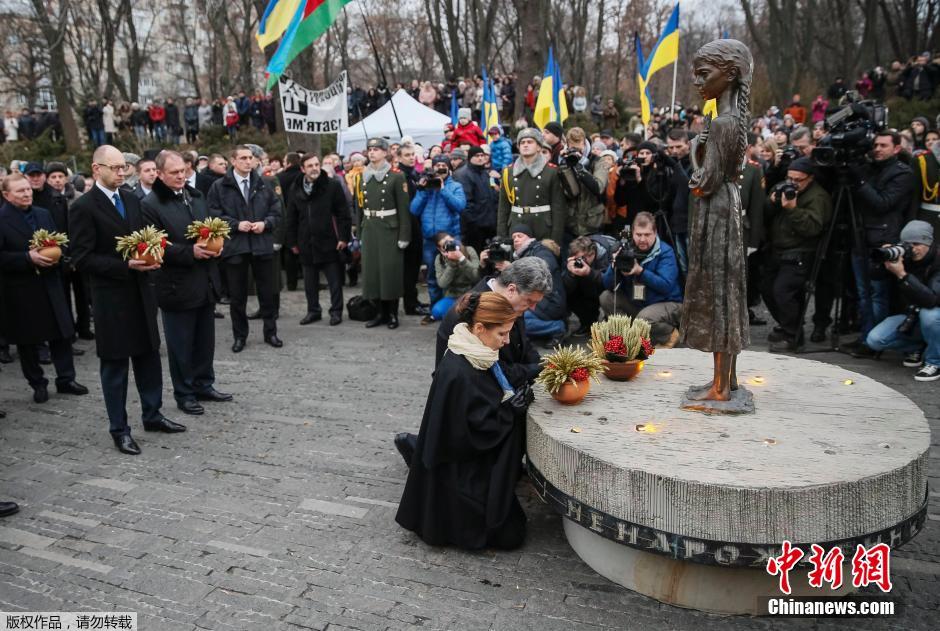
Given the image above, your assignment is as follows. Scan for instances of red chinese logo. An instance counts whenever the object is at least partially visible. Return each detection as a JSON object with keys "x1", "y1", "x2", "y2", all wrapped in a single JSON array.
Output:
[
  {"x1": 767, "y1": 541, "x2": 892, "y2": 593},
  {"x1": 851, "y1": 543, "x2": 893, "y2": 592},
  {"x1": 766, "y1": 540, "x2": 804, "y2": 595}
]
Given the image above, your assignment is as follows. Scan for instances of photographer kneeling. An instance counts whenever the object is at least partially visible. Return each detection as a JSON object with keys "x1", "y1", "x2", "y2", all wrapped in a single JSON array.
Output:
[
  {"x1": 429, "y1": 232, "x2": 480, "y2": 322},
  {"x1": 865, "y1": 221, "x2": 940, "y2": 381},
  {"x1": 600, "y1": 212, "x2": 683, "y2": 347},
  {"x1": 563, "y1": 235, "x2": 613, "y2": 336},
  {"x1": 761, "y1": 158, "x2": 832, "y2": 352}
]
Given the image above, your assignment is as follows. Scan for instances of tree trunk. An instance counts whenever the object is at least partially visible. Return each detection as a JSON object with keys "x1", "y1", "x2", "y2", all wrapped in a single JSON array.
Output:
[{"x1": 513, "y1": 0, "x2": 548, "y2": 116}]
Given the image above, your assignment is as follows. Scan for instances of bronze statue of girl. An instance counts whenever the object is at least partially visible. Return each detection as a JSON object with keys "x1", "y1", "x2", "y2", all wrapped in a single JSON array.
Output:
[{"x1": 680, "y1": 39, "x2": 753, "y2": 403}]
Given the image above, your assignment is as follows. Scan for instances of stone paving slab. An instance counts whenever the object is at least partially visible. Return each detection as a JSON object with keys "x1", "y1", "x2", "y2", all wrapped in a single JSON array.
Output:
[{"x1": 0, "y1": 290, "x2": 936, "y2": 630}]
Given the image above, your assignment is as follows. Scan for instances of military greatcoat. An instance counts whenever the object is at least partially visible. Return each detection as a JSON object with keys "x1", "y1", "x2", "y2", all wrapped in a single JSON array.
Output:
[
  {"x1": 355, "y1": 162, "x2": 411, "y2": 301},
  {"x1": 496, "y1": 154, "x2": 567, "y2": 244}
]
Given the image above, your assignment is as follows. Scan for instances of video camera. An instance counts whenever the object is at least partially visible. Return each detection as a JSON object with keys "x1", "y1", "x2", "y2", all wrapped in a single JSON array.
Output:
[
  {"x1": 417, "y1": 175, "x2": 443, "y2": 190},
  {"x1": 485, "y1": 236, "x2": 513, "y2": 264},
  {"x1": 811, "y1": 91, "x2": 887, "y2": 168},
  {"x1": 614, "y1": 227, "x2": 638, "y2": 273}
]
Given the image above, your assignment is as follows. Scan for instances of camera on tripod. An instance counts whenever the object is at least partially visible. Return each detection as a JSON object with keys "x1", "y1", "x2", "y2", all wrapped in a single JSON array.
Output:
[
  {"x1": 771, "y1": 180, "x2": 798, "y2": 202},
  {"x1": 811, "y1": 91, "x2": 888, "y2": 168},
  {"x1": 614, "y1": 227, "x2": 638, "y2": 272},
  {"x1": 870, "y1": 243, "x2": 913, "y2": 263}
]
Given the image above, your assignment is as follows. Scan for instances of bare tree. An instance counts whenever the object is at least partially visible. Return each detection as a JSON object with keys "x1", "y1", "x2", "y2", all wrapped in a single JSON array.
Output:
[{"x1": 0, "y1": 15, "x2": 50, "y2": 110}]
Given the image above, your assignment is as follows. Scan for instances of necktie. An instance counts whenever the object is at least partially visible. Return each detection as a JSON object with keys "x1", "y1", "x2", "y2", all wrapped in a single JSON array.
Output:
[
  {"x1": 112, "y1": 193, "x2": 126, "y2": 218},
  {"x1": 241, "y1": 178, "x2": 250, "y2": 202}
]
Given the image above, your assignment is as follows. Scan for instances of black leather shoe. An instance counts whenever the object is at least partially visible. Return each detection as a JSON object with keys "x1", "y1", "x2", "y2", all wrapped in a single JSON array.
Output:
[
  {"x1": 143, "y1": 416, "x2": 187, "y2": 433},
  {"x1": 300, "y1": 313, "x2": 322, "y2": 325},
  {"x1": 231, "y1": 338, "x2": 246, "y2": 353},
  {"x1": 770, "y1": 338, "x2": 804, "y2": 353},
  {"x1": 0, "y1": 347, "x2": 12, "y2": 363},
  {"x1": 810, "y1": 326, "x2": 827, "y2": 343},
  {"x1": 265, "y1": 335, "x2": 283, "y2": 348},
  {"x1": 33, "y1": 385, "x2": 49, "y2": 403},
  {"x1": 394, "y1": 432, "x2": 417, "y2": 466},
  {"x1": 177, "y1": 400, "x2": 205, "y2": 415},
  {"x1": 387, "y1": 315, "x2": 400, "y2": 329},
  {"x1": 247, "y1": 310, "x2": 262, "y2": 320},
  {"x1": 0, "y1": 501, "x2": 19, "y2": 517},
  {"x1": 77, "y1": 329, "x2": 95, "y2": 340},
  {"x1": 406, "y1": 304, "x2": 430, "y2": 316},
  {"x1": 56, "y1": 381, "x2": 89, "y2": 395},
  {"x1": 214, "y1": 310, "x2": 224, "y2": 319},
  {"x1": 329, "y1": 315, "x2": 342, "y2": 326},
  {"x1": 112, "y1": 434, "x2": 141, "y2": 455},
  {"x1": 72, "y1": 347, "x2": 85, "y2": 356},
  {"x1": 849, "y1": 342, "x2": 881, "y2": 359},
  {"x1": 196, "y1": 388, "x2": 233, "y2": 402},
  {"x1": 365, "y1": 315, "x2": 388, "y2": 328},
  {"x1": 767, "y1": 329, "x2": 788, "y2": 343}
]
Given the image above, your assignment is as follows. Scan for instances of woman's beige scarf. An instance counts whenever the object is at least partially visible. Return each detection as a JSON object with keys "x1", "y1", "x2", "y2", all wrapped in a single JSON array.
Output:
[{"x1": 447, "y1": 323, "x2": 498, "y2": 370}]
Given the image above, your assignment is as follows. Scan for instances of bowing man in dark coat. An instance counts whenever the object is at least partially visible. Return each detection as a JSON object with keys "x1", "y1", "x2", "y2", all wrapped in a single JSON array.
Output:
[
  {"x1": 69, "y1": 145, "x2": 185, "y2": 456},
  {"x1": 141, "y1": 151, "x2": 231, "y2": 416},
  {"x1": 284, "y1": 154, "x2": 352, "y2": 326},
  {"x1": 0, "y1": 173, "x2": 87, "y2": 402},
  {"x1": 396, "y1": 292, "x2": 526, "y2": 550},
  {"x1": 207, "y1": 145, "x2": 282, "y2": 352}
]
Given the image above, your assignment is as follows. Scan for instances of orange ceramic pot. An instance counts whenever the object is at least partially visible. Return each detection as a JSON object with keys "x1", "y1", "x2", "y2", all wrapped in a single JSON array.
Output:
[
  {"x1": 133, "y1": 248, "x2": 163, "y2": 266},
  {"x1": 603, "y1": 359, "x2": 644, "y2": 381},
  {"x1": 551, "y1": 378, "x2": 591, "y2": 405},
  {"x1": 198, "y1": 236, "x2": 223, "y2": 254},
  {"x1": 37, "y1": 246, "x2": 62, "y2": 263}
]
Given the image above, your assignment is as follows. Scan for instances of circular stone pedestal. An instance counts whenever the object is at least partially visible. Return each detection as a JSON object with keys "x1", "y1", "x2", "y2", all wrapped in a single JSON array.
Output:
[{"x1": 526, "y1": 349, "x2": 930, "y2": 615}]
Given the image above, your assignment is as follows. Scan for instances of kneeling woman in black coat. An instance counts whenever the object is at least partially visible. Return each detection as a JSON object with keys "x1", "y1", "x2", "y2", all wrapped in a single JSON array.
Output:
[{"x1": 396, "y1": 292, "x2": 526, "y2": 550}]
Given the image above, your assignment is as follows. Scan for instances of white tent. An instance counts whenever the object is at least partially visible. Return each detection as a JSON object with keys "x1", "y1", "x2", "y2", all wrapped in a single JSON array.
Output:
[{"x1": 338, "y1": 89, "x2": 451, "y2": 155}]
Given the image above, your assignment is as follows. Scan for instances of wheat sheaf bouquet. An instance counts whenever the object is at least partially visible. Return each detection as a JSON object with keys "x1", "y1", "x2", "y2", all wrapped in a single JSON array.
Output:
[
  {"x1": 185, "y1": 217, "x2": 230, "y2": 253},
  {"x1": 115, "y1": 226, "x2": 169, "y2": 265}
]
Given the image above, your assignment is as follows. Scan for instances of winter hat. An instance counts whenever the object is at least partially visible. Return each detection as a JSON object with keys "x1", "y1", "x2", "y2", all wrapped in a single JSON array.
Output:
[
  {"x1": 457, "y1": 107, "x2": 471, "y2": 120},
  {"x1": 23, "y1": 161, "x2": 44, "y2": 174},
  {"x1": 543, "y1": 121, "x2": 564, "y2": 139},
  {"x1": 599, "y1": 129, "x2": 614, "y2": 139},
  {"x1": 449, "y1": 148, "x2": 468, "y2": 161},
  {"x1": 44, "y1": 162, "x2": 68, "y2": 177},
  {"x1": 901, "y1": 220, "x2": 934, "y2": 246},
  {"x1": 467, "y1": 145, "x2": 485, "y2": 160},
  {"x1": 636, "y1": 141, "x2": 659, "y2": 153},
  {"x1": 488, "y1": 126, "x2": 501, "y2": 135},
  {"x1": 516, "y1": 127, "x2": 544, "y2": 145},
  {"x1": 788, "y1": 157, "x2": 815, "y2": 176},
  {"x1": 509, "y1": 223, "x2": 534, "y2": 238},
  {"x1": 123, "y1": 152, "x2": 141, "y2": 166},
  {"x1": 431, "y1": 155, "x2": 450, "y2": 166},
  {"x1": 444, "y1": 123, "x2": 455, "y2": 132},
  {"x1": 912, "y1": 116, "x2": 930, "y2": 130}
]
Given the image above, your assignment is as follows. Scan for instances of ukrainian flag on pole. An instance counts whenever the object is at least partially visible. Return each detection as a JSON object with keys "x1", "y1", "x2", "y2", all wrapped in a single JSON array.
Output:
[
  {"x1": 636, "y1": 3, "x2": 680, "y2": 126},
  {"x1": 481, "y1": 68, "x2": 499, "y2": 135},
  {"x1": 533, "y1": 47, "x2": 569, "y2": 129},
  {"x1": 257, "y1": 0, "x2": 303, "y2": 50},
  {"x1": 264, "y1": 0, "x2": 354, "y2": 90}
]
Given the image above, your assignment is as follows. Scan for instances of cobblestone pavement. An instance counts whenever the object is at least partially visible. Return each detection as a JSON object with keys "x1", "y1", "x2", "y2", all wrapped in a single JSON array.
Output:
[{"x1": 0, "y1": 289, "x2": 937, "y2": 630}]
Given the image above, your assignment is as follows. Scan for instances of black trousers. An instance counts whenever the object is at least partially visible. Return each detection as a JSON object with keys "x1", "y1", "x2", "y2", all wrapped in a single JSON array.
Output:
[
  {"x1": 100, "y1": 348, "x2": 163, "y2": 436},
  {"x1": 462, "y1": 220, "x2": 495, "y2": 257},
  {"x1": 303, "y1": 262, "x2": 344, "y2": 317},
  {"x1": 566, "y1": 280, "x2": 601, "y2": 328},
  {"x1": 402, "y1": 215, "x2": 423, "y2": 310},
  {"x1": 282, "y1": 248, "x2": 300, "y2": 290},
  {"x1": 162, "y1": 304, "x2": 216, "y2": 404},
  {"x1": 746, "y1": 250, "x2": 763, "y2": 308},
  {"x1": 226, "y1": 254, "x2": 276, "y2": 339},
  {"x1": 761, "y1": 256, "x2": 810, "y2": 337},
  {"x1": 18, "y1": 337, "x2": 75, "y2": 388},
  {"x1": 63, "y1": 270, "x2": 92, "y2": 334}
]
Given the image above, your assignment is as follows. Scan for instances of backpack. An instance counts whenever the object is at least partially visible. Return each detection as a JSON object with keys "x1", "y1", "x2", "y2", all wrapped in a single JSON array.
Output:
[{"x1": 346, "y1": 295, "x2": 378, "y2": 321}]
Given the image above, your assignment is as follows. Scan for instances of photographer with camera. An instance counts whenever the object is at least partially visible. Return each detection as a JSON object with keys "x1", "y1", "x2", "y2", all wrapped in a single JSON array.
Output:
[
  {"x1": 427, "y1": 232, "x2": 480, "y2": 322},
  {"x1": 612, "y1": 142, "x2": 662, "y2": 227},
  {"x1": 410, "y1": 155, "x2": 467, "y2": 307},
  {"x1": 453, "y1": 145, "x2": 498, "y2": 254},
  {"x1": 846, "y1": 130, "x2": 916, "y2": 358},
  {"x1": 563, "y1": 235, "x2": 614, "y2": 336},
  {"x1": 865, "y1": 220, "x2": 940, "y2": 381},
  {"x1": 600, "y1": 212, "x2": 683, "y2": 347},
  {"x1": 761, "y1": 158, "x2": 833, "y2": 352},
  {"x1": 509, "y1": 224, "x2": 567, "y2": 346},
  {"x1": 557, "y1": 127, "x2": 608, "y2": 239}
]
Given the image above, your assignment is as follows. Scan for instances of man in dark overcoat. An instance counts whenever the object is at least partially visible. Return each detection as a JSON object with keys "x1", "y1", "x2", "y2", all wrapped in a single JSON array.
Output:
[
  {"x1": 141, "y1": 150, "x2": 231, "y2": 416},
  {"x1": 69, "y1": 145, "x2": 185, "y2": 455},
  {"x1": 284, "y1": 153, "x2": 352, "y2": 326},
  {"x1": 207, "y1": 145, "x2": 282, "y2": 352},
  {"x1": 0, "y1": 172, "x2": 87, "y2": 402}
]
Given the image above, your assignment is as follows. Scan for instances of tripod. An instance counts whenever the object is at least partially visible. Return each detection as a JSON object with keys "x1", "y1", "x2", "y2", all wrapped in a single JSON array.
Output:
[{"x1": 795, "y1": 173, "x2": 865, "y2": 353}]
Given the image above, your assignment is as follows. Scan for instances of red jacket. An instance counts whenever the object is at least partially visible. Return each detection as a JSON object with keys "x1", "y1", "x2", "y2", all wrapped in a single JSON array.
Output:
[
  {"x1": 451, "y1": 121, "x2": 486, "y2": 147},
  {"x1": 149, "y1": 105, "x2": 165, "y2": 123}
]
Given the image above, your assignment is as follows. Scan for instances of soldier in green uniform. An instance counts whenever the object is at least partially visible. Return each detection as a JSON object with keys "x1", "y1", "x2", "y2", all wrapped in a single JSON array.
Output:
[
  {"x1": 497, "y1": 128, "x2": 567, "y2": 244},
  {"x1": 354, "y1": 137, "x2": 411, "y2": 329}
]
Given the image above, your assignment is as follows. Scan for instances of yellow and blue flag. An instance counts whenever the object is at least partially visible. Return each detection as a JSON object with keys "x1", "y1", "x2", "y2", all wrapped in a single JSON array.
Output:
[
  {"x1": 533, "y1": 47, "x2": 569, "y2": 129},
  {"x1": 481, "y1": 68, "x2": 500, "y2": 134},
  {"x1": 636, "y1": 3, "x2": 680, "y2": 125},
  {"x1": 257, "y1": 0, "x2": 303, "y2": 50}
]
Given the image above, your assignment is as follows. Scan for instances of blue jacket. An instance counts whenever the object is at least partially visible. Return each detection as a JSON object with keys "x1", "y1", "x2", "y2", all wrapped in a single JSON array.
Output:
[
  {"x1": 410, "y1": 177, "x2": 466, "y2": 240},
  {"x1": 602, "y1": 238, "x2": 682, "y2": 307},
  {"x1": 489, "y1": 136, "x2": 513, "y2": 172}
]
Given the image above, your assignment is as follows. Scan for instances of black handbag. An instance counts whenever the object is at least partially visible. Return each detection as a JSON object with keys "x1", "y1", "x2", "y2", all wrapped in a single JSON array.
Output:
[{"x1": 347, "y1": 295, "x2": 378, "y2": 321}]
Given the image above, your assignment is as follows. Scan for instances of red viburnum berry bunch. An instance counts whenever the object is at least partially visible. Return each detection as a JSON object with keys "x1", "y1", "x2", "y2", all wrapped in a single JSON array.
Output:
[
  {"x1": 640, "y1": 338, "x2": 654, "y2": 358},
  {"x1": 604, "y1": 335, "x2": 627, "y2": 355},
  {"x1": 199, "y1": 226, "x2": 211, "y2": 239},
  {"x1": 570, "y1": 367, "x2": 589, "y2": 382},
  {"x1": 42, "y1": 239, "x2": 57, "y2": 247},
  {"x1": 160, "y1": 237, "x2": 168, "y2": 249},
  {"x1": 136, "y1": 242, "x2": 148, "y2": 254}
]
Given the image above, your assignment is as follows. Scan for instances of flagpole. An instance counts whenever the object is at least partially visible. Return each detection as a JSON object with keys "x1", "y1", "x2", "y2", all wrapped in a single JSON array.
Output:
[
  {"x1": 669, "y1": 58, "x2": 678, "y2": 119},
  {"x1": 359, "y1": 8, "x2": 404, "y2": 139}
]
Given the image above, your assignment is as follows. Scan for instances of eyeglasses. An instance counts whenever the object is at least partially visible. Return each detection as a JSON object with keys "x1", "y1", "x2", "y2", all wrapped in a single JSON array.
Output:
[{"x1": 95, "y1": 163, "x2": 128, "y2": 171}]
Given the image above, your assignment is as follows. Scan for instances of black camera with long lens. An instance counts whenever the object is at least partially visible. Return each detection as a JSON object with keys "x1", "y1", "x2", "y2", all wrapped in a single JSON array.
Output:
[
  {"x1": 780, "y1": 145, "x2": 801, "y2": 164},
  {"x1": 896, "y1": 305, "x2": 921, "y2": 335},
  {"x1": 772, "y1": 180, "x2": 798, "y2": 202},
  {"x1": 485, "y1": 236, "x2": 513, "y2": 264},
  {"x1": 811, "y1": 92, "x2": 888, "y2": 168},
  {"x1": 615, "y1": 228, "x2": 637, "y2": 272},
  {"x1": 870, "y1": 243, "x2": 913, "y2": 263},
  {"x1": 443, "y1": 240, "x2": 458, "y2": 252}
]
